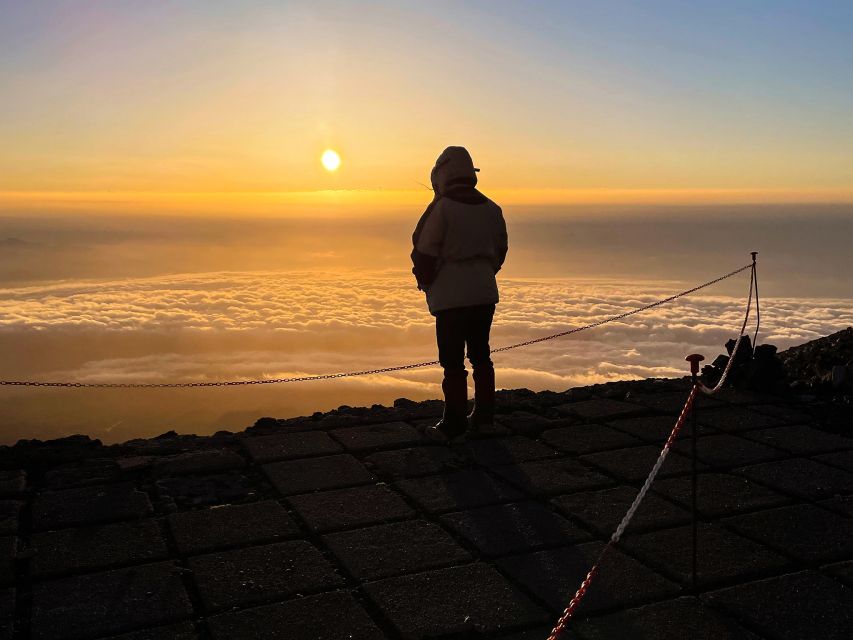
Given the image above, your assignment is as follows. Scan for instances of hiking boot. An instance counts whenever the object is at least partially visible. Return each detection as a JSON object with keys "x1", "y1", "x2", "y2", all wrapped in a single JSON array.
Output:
[
  {"x1": 423, "y1": 370, "x2": 468, "y2": 444},
  {"x1": 468, "y1": 365, "x2": 496, "y2": 426}
]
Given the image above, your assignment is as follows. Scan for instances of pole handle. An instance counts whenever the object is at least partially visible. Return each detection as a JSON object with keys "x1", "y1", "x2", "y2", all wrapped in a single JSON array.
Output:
[{"x1": 685, "y1": 354, "x2": 705, "y2": 378}]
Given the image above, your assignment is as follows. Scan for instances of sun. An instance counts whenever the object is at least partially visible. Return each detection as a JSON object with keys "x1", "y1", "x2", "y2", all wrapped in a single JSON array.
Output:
[{"x1": 321, "y1": 149, "x2": 341, "y2": 172}]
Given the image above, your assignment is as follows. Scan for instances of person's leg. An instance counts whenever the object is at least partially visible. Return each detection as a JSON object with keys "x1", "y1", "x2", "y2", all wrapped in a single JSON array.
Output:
[
  {"x1": 432, "y1": 308, "x2": 469, "y2": 438},
  {"x1": 465, "y1": 304, "x2": 496, "y2": 427}
]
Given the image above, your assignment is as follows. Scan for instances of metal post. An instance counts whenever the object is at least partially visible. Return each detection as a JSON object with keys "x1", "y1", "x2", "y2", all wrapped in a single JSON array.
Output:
[{"x1": 685, "y1": 353, "x2": 704, "y2": 593}]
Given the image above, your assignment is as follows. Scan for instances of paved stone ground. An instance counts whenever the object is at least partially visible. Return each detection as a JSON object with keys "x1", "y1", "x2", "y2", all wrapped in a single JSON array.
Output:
[{"x1": 1, "y1": 378, "x2": 852, "y2": 639}]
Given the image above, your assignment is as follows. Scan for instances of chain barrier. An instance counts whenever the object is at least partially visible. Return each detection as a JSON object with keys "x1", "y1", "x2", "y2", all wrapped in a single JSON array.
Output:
[
  {"x1": 0, "y1": 263, "x2": 752, "y2": 389},
  {"x1": 546, "y1": 257, "x2": 757, "y2": 639}
]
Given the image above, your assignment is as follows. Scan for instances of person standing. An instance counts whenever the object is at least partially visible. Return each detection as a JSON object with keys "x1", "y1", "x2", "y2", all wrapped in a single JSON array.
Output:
[{"x1": 411, "y1": 146, "x2": 508, "y2": 442}]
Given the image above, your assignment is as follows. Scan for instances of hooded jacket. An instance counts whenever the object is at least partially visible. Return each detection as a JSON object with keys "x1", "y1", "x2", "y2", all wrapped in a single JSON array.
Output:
[{"x1": 411, "y1": 147, "x2": 508, "y2": 315}]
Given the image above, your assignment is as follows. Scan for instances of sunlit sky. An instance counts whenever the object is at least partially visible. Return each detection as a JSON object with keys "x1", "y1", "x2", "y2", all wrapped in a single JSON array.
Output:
[{"x1": 2, "y1": 0, "x2": 853, "y2": 213}]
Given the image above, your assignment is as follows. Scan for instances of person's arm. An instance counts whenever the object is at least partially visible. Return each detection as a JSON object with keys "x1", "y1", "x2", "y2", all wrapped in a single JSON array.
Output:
[
  {"x1": 410, "y1": 199, "x2": 445, "y2": 290},
  {"x1": 495, "y1": 206, "x2": 508, "y2": 272}
]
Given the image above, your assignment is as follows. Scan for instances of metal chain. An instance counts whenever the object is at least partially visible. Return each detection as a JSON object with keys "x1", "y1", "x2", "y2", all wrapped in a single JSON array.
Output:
[{"x1": 0, "y1": 263, "x2": 753, "y2": 389}]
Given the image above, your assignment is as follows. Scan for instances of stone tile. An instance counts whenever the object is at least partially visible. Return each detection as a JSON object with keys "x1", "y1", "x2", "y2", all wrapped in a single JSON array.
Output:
[
  {"x1": 627, "y1": 391, "x2": 721, "y2": 415},
  {"x1": 323, "y1": 519, "x2": 470, "y2": 580},
  {"x1": 694, "y1": 407, "x2": 785, "y2": 433},
  {"x1": 495, "y1": 542, "x2": 679, "y2": 615},
  {"x1": 364, "y1": 562, "x2": 548, "y2": 637},
  {"x1": 492, "y1": 459, "x2": 615, "y2": 497},
  {"x1": 152, "y1": 450, "x2": 245, "y2": 477},
  {"x1": 671, "y1": 433, "x2": 789, "y2": 469},
  {"x1": 365, "y1": 446, "x2": 466, "y2": 479},
  {"x1": 0, "y1": 470, "x2": 26, "y2": 497},
  {"x1": 580, "y1": 446, "x2": 702, "y2": 483},
  {"x1": 552, "y1": 486, "x2": 691, "y2": 537},
  {"x1": 207, "y1": 591, "x2": 385, "y2": 640},
  {"x1": 607, "y1": 415, "x2": 713, "y2": 443},
  {"x1": 441, "y1": 501, "x2": 591, "y2": 557},
  {"x1": 749, "y1": 403, "x2": 817, "y2": 425},
  {"x1": 103, "y1": 622, "x2": 199, "y2": 640},
  {"x1": 0, "y1": 538, "x2": 15, "y2": 587},
  {"x1": 263, "y1": 454, "x2": 374, "y2": 496},
  {"x1": 155, "y1": 472, "x2": 257, "y2": 508},
  {"x1": 44, "y1": 459, "x2": 120, "y2": 490},
  {"x1": 541, "y1": 424, "x2": 643, "y2": 455},
  {"x1": 168, "y1": 500, "x2": 300, "y2": 555},
  {"x1": 710, "y1": 389, "x2": 786, "y2": 406},
  {"x1": 330, "y1": 421, "x2": 421, "y2": 452},
  {"x1": 741, "y1": 424, "x2": 853, "y2": 456},
  {"x1": 653, "y1": 472, "x2": 791, "y2": 518},
  {"x1": 722, "y1": 504, "x2": 853, "y2": 563},
  {"x1": 574, "y1": 596, "x2": 761, "y2": 640},
  {"x1": 242, "y1": 431, "x2": 342, "y2": 463},
  {"x1": 188, "y1": 540, "x2": 343, "y2": 612},
  {"x1": 555, "y1": 399, "x2": 647, "y2": 420},
  {"x1": 621, "y1": 523, "x2": 789, "y2": 588},
  {"x1": 819, "y1": 495, "x2": 853, "y2": 517},
  {"x1": 30, "y1": 561, "x2": 192, "y2": 640},
  {"x1": 460, "y1": 435, "x2": 561, "y2": 466},
  {"x1": 814, "y1": 450, "x2": 853, "y2": 473},
  {"x1": 32, "y1": 482, "x2": 152, "y2": 531},
  {"x1": 735, "y1": 458, "x2": 853, "y2": 501},
  {"x1": 288, "y1": 484, "x2": 414, "y2": 533},
  {"x1": 0, "y1": 502, "x2": 21, "y2": 536},
  {"x1": 498, "y1": 411, "x2": 571, "y2": 436},
  {"x1": 395, "y1": 470, "x2": 524, "y2": 513},
  {"x1": 0, "y1": 588, "x2": 13, "y2": 640},
  {"x1": 823, "y1": 560, "x2": 853, "y2": 586},
  {"x1": 30, "y1": 520, "x2": 169, "y2": 579},
  {"x1": 704, "y1": 570, "x2": 853, "y2": 640}
]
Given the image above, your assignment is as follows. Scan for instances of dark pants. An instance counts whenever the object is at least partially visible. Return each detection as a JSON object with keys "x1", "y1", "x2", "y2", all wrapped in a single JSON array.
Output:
[{"x1": 435, "y1": 304, "x2": 495, "y2": 375}]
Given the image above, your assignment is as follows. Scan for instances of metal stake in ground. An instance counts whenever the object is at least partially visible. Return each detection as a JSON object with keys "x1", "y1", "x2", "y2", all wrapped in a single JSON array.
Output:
[{"x1": 685, "y1": 353, "x2": 705, "y2": 593}]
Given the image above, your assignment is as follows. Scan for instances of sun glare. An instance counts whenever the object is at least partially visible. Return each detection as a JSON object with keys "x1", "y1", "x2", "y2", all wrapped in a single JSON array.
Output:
[{"x1": 321, "y1": 149, "x2": 341, "y2": 172}]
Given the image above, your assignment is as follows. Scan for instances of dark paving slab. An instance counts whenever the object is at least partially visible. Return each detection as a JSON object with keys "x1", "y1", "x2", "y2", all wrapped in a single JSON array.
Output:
[
  {"x1": 330, "y1": 422, "x2": 421, "y2": 452},
  {"x1": 395, "y1": 470, "x2": 524, "y2": 513},
  {"x1": 710, "y1": 389, "x2": 788, "y2": 406},
  {"x1": 607, "y1": 415, "x2": 712, "y2": 443},
  {"x1": 574, "y1": 596, "x2": 761, "y2": 640},
  {"x1": 541, "y1": 424, "x2": 643, "y2": 455},
  {"x1": 704, "y1": 570, "x2": 853, "y2": 640},
  {"x1": 263, "y1": 454, "x2": 374, "y2": 496},
  {"x1": 152, "y1": 450, "x2": 245, "y2": 477},
  {"x1": 323, "y1": 519, "x2": 470, "y2": 580},
  {"x1": 167, "y1": 500, "x2": 300, "y2": 555},
  {"x1": 497, "y1": 411, "x2": 572, "y2": 436},
  {"x1": 671, "y1": 433, "x2": 789, "y2": 469},
  {"x1": 722, "y1": 503, "x2": 853, "y2": 563},
  {"x1": 625, "y1": 391, "x2": 721, "y2": 415},
  {"x1": 104, "y1": 622, "x2": 199, "y2": 640},
  {"x1": 460, "y1": 435, "x2": 561, "y2": 466},
  {"x1": 496, "y1": 542, "x2": 679, "y2": 615},
  {"x1": 44, "y1": 459, "x2": 120, "y2": 489},
  {"x1": 30, "y1": 520, "x2": 169, "y2": 579},
  {"x1": 288, "y1": 484, "x2": 414, "y2": 533},
  {"x1": 363, "y1": 562, "x2": 548, "y2": 638},
  {"x1": 553, "y1": 486, "x2": 691, "y2": 537},
  {"x1": 621, "y1": 523, "x2": 789, "y2": 588},
  {"x1": 155, "y1": 472, "x2": 257, "y2": 508},
  {"x1": 0, "y1": 588, "x2": 13, "y2": 640},
  {"x1": 741, "y1": 424, "x2": 853, "y2": 456},
  {"x1": 0, "y1": 502, "x2": 21, "y2": 536},
  {"x1": 0, "y1": 538, "x2": 14, "y2": 587},
  {"x1": 242, "y1": 431, "x2": 342, "y2": 463},
  {"x1": 734, "y1": 458, "x2": 853, "y2": 501},
  {"x1": 188, "y1": 540, "x2": 343, "y2": 612},
  {"x1": 822, "y1": 560, "x2": 853, "y2": 586},
  {"x1": 653, "y1": 472, "x2": 792, "y2": 518},
  {"x1": 693, "y1": 407, "x2": 786, "y2": 433},
  {"x1": 364, "y1": 446, "x2": 466, "y2": 478},
  {"x1": 206, "y1": 591, "x2": 385, "y2": 640},
  {"x1": 0, "y1": 470, "x2": 25, "y2": 498},
  {"x1": 580, "y1": 446, "x2": 703, "y2": 483},
  {"x1": 440, "y1": 501, "x2": 591, "y2": 557},
  {"x1": 555, "y1": 399, "x2": 648, "y2": 420},
  {"x1": 749, "y1": 403, "x2": 817, "y2": 424},
  {"x1": 819, "y1": 495, "x2": 853, "y2": 517},
  {"x1": 492, "y1": 459, "x2": 615, "y2": 497},
  {"x1": 814, "y1": 449, "x2": 853, "y2": 472},
  {"x1": 32, "y1": 482, "x2": 152, "y2": 531},
  {"x1": 30, "y1": 561, "x2": 192, "y2": 640}
]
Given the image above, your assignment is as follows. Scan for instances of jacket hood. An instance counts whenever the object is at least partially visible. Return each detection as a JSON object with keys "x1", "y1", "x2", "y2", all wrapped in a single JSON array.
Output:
[{"x1": 430, "y1": 146, "x2": 479, "y2": 195}]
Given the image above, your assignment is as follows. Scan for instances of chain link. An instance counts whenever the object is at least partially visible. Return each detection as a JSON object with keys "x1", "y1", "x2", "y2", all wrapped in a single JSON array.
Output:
[{"x1": 0, "y1": 263, "x2": 752, "y2": 389}]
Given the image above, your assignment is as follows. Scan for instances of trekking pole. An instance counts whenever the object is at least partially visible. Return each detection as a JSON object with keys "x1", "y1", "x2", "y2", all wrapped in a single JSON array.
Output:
[{"x1": 685, "y1": 353, "x2": 705, "y2": 593}]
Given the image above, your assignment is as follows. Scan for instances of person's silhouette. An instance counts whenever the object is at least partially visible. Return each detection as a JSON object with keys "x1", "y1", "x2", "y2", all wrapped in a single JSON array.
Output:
[{"x1": 411, "y1": 146, "x2": 508, "y2": 442}]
